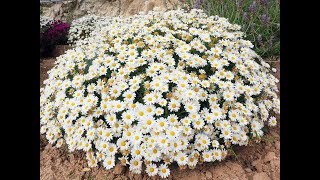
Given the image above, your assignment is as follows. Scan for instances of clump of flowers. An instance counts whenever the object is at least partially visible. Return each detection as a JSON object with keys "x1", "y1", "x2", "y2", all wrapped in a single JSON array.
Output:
[
  {"x1": 40, "y1": 9, "x2": 280, "y2": 178},
  {"x1": 44, "y1": 20, "x2": 70, "y2": 44},
  {"x1": 68, "y1": 15, "x2": 112, "y2": 44},
  {"x1": 40, "y1": 17, "x2": 70, "y2": 57}
]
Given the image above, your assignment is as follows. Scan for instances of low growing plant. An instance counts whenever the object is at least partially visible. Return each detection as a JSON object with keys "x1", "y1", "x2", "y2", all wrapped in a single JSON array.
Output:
[{"x1": 40, "y1": 9, "x2": 279, "y2": 178}]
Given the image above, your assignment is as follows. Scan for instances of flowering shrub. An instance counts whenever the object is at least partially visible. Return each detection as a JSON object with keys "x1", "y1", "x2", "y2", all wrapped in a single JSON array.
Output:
[
  {"x1": 40, "y1": 9, "x2": 280, "y2": 178},
  {"x1": 40, "y1": 18, "x2": 70, "y2": 57},
  {"x1": 44, "y1": 20, "x2": 70, "y2": 44},
  {"x1": 68, "y1": 15, "x2": 112, "y2": 44}
]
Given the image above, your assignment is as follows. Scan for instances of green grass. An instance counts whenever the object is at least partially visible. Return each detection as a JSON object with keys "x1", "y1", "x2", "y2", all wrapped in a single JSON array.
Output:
[{"x1": 186, "y1": 0, "x2": 280, "y2": 58}]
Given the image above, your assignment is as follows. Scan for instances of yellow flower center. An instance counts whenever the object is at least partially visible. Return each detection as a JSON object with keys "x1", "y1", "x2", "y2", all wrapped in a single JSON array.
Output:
[
  {"x1": 121, "y1": 141, "x2": 126, "y2": 146},
  {"x1": 170, "y1": 131, "x2": 175, "y2": 136},
  {"x1": 109, "y1": 147, "x2": 114, "y2": 152}
]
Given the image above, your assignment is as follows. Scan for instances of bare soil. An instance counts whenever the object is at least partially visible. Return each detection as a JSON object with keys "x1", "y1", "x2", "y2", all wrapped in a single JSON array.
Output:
[{"x1": 40, "y1": 58, "x2": 280, "y2": 180}]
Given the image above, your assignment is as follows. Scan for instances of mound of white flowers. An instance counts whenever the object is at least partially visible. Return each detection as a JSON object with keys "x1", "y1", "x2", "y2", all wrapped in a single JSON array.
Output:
[{"x1": 40, "y1": 9, "x2": 280, "y2": 178}]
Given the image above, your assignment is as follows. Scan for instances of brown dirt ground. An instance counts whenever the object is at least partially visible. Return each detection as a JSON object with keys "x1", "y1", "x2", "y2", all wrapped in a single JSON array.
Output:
[{"x1": 40, "y1": 57, "x2": 280, "y2": 180}]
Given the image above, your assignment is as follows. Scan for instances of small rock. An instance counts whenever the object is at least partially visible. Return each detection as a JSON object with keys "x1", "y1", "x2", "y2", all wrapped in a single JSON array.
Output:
[
  {"x1": 245, "y1": 168, "x2": 252, "y2": 173},
  {"x1": 263, "y1": 152, "x2": 276, "y2": 163},
  {"x1": 252, "y1": 172, "x2": 271, "y2": 180},
  {"x1": 252, "y1": 159, "x2": 263, "y2": 173},
  {"x1": 205, "y1": 171, "x2": 212, "y2": 179},
  {"x1": 113, "y1": 164, "x2": 125, "y2": 175},
  {"x1": 275, "y1": 141, "x2": 280, "y2": 150}
]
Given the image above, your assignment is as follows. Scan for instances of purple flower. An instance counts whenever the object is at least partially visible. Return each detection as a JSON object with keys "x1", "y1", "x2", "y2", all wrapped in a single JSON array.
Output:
[
  {"x1": 40, "y1": 20, "x2": 70, "y2": 56},
  {"x1": 193, "y1": 0, "x2": 200, "y2": 9},
  {"x1": 201, "y1": 0, "x2": 206, "y2": 4},
  {"x1": 42, "y1": 20, "x2": 70, "y2": 45},
  {"x1": 261, "y1": 0, "x2": 270, "y2": 7},
  {"x1": 260, "y1": 14, "x2": 270, "y2": 25},
  {"x1": 237, "y1": 0, "x2": 244, "y2": 9},
  {"x1": 249, "y1": 1, "x2": 257, "y2": 13},
  {"x1": 243, "y1": 12, "x2": 249, "y2": 22}
]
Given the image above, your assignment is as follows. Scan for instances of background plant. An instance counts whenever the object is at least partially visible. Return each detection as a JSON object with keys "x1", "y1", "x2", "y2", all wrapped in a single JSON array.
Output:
[
  {"x1": 68, "y1": 15, "x2": 112, "y2": 44},
  {"x1": 40, "y1": 18, "x2": 70, "y2": 57},
  {"x1": 186, "y1": 0, "x2": 280, "y2": 58}
]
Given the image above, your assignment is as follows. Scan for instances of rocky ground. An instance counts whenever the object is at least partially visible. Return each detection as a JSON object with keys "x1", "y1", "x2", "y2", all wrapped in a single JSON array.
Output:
[
  {"x1": 40, "y1": 57, "x2": 280, "y2": 180},
  {"x1": 42, "y1": 0, "x2": 184, "y2": 21}
]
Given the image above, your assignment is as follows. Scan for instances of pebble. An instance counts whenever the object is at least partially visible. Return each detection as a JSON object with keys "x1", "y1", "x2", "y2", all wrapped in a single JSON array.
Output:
[{"x1": 245, "y1": 168, "x2": 252, "y2": 173}]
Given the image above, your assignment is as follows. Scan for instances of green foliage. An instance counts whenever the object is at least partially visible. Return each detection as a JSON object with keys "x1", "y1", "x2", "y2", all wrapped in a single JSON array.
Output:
[{"x1": 187, "y1": 0, "x2": 280, "y2": 58}]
